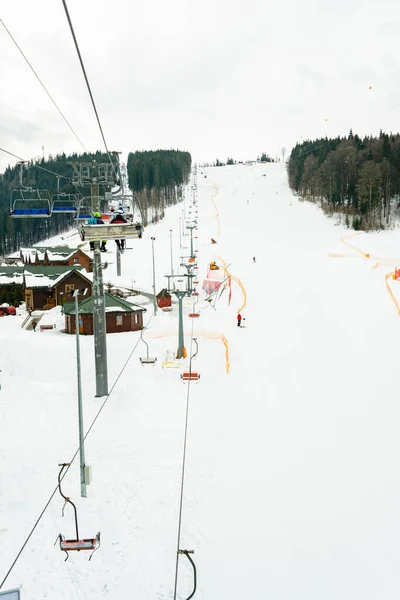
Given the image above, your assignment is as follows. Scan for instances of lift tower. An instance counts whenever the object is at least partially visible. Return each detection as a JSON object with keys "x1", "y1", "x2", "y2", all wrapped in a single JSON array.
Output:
[{"x1": 70, "y1": 159, "x2": 119, "y2": 396}]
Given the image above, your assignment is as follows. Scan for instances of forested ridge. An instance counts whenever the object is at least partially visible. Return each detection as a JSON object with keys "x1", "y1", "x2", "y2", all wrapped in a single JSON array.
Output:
[
  {"x1": 288, "y1": 131, "x2": 400, "y2": 229},
  {"x1": 127, "y1": 149, "x2": 191, "y2": 226},
  {"x1": 0, "y1": 151, "x2": 106, "y2": 258},
  {"x1": 0, "y1": 148, "x2": 191, "y2": 257}
]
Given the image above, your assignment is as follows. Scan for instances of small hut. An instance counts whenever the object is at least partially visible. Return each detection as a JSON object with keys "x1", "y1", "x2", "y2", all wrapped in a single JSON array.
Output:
[
  {"x1": 156, "y1": 288, "x2": 172, "y2": 309},
  {"x1": 64, "y1": 293, "x2": 146, "y2": 335}
]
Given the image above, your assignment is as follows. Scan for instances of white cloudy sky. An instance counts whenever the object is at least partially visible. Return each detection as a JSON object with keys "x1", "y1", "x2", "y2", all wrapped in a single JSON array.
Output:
[{"x1": 1, "y1": 0, "x2": 400, "y2": 172}]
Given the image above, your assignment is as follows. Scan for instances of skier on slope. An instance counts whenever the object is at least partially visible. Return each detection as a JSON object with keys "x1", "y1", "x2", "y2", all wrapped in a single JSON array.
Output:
[{"x1": 237, "y1": 313, "x2": 242, "y2": 327}]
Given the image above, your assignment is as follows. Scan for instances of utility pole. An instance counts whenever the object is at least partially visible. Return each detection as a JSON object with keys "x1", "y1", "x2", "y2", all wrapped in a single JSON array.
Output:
[
  {"x1": 179, "y1": 218, "x2": 182, "y2": 250},
  {"x1": 73, "y1": 288, "x2": 88, "y2": 498},
  {"x1": 151, "y1": 237, "x2": 157, "y2": 315},
  {"x1": 91, "y1": 180, "x2": 108, "y2": 397},
  {"x1": 116, "y1": 247, "x2": 121, "y2": 276},
  {"x1": 71, "y1": 160, "x2": 118, "y2": 397},
  {"x1": 186, "y1": 224, "x2": 196, "y2": 259}
]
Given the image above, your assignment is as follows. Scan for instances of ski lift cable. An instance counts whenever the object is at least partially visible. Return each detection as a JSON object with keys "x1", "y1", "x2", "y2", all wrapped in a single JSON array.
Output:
[
  {"x1": 0, "y1": 311, "x2": 154, "y2": 591},
  {"x1": 0, "y1": 147, "x2": 83, "y2": 200},
  {"x1": 61, "y1": 0, "x2": 119, "y2": 182},
  {"x1": 0, "y1": 18, "x2": 88, "y2": 154},
  {"x1": 173, "y1": 319, "x2": 198, "y2": 600}
]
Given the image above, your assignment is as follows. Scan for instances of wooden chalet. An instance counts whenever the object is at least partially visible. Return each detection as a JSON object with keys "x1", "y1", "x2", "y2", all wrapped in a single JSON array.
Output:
[
  {"x1": 24, "y1": 266, "x2": 93, "y2": 312},
  {"x1": 63, "y1": 293, "x2": 146, "y2": 335},
  {"x1": 20, "y1": 246, "x2": 92, "y2": 272}
]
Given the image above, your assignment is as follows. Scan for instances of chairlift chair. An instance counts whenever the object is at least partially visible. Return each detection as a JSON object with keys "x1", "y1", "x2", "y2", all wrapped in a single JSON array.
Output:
[
  {"x1": 52, "y1": 194, "x2": 78, "y2": 214},
  {"x1": 51, "y1": 178, "x2": 78, "y2": 214},
  {"x1": 75, "y1": 196, "x2": 93, "y2": 221},
  {"x1": 181, "y1": 339, "x2": 200, "y2": 380},
  {"x1": 56, "y1": 463, "x2": 100, "y2": 561},
  {"x1": 139, "y1": 328, "x2": 157, "y2": 365},
  {"x1": 181, "y1": 371, "x2": 200, "y2": 381},
  {"x1": 79, "y1": 221, "x2": 143, "y2": 242},
  {"x1": 78, "y1": 194, "x2": 142, "y2": 241},
  {"x1": 10, "y1": 188, "x2": 52, "y2": 218}
]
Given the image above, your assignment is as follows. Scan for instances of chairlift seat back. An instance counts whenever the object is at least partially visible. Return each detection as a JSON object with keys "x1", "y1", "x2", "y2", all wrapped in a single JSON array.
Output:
[
  {"x1": 188, "y1": 313, "x2": 200, "y2": 318},
  {"x1": 79, "y1": 223, "x2": 143, "y2": 242}
]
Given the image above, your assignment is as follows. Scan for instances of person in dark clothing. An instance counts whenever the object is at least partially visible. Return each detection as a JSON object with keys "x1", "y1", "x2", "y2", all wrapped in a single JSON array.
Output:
[
  {"x1": 237, "y1": 313, "x2": 242, "y2": 327},
  {"x1": 111, "y1": 210, "x2": 127, "y2": 252},
  {"x1": 32, "y1": 320, "x2": 37, "y2": 332},
  {"x1": 253, "y1": 256, "x2": 256, "y2": 263}
]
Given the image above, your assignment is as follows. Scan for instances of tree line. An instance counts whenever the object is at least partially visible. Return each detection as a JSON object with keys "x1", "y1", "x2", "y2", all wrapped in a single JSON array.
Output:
[
  {"x1": 0, "y1": 151, "x2": 108, "y2": 258},
  {"x1": 0, "y1": 148, "x2": 192, "y2": 257},
  {"x1": 287, "y1": 131, "x2": 400, "y2": 229},
  {"x1": 127, "y1": 149, "x2": 191, "y2": 227}
]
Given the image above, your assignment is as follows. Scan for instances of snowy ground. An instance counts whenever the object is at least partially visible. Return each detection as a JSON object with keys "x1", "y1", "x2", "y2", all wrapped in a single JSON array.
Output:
[{"x1": 2, "y1": 162, "x2": 400, "y2": 598}]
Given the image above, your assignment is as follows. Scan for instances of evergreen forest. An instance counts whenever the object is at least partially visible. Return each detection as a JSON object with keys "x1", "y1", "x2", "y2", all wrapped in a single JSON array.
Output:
[
  {"x1": 288, "y1": 131, "x2": 400, "y2": 230},
  {"x1": 127, "y1": 150, "x2": 191, "y2": 227},
  {"x1": 0, "y1": 151, "x2": 107, "y2": 258},
  {"x1": 0, "y1": 148, "x2": 191, "y2": 257}
]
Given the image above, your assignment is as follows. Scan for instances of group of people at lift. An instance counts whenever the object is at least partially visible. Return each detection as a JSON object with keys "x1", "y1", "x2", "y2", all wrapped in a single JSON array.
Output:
[{"x1": 88, "y1": 209, "x2": 128, "y2": 253}]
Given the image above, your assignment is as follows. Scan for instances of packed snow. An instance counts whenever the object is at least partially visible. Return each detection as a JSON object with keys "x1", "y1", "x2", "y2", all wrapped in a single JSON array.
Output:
[{"x1": 2, "y1": 162, "x2": 400, "y2": 598}]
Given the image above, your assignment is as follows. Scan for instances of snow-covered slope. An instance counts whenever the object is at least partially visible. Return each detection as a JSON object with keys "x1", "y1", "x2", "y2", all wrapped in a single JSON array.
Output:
[{"x1": 2, "y1": 162, "x2": 400, "y2": 599}]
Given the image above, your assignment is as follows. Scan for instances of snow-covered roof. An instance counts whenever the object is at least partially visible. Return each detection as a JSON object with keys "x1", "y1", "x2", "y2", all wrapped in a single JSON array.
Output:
[
  {"x1": 24, "y1": 266, "x2": 90, "y2": 289},
  {"x1": 0, "y1": 267, "x2": 24, "y2": 286},
  {"x1": 63, "y1": 292, "x2": 147, "y2": 315}
]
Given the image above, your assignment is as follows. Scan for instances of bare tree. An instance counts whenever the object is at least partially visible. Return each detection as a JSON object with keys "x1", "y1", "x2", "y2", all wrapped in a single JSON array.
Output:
[{"x1": 281, "y1": 147, "x2": 287, "y2": 163}]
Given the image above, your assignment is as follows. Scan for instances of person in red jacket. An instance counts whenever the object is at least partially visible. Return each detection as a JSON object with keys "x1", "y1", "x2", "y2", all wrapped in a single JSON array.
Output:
[{"x1": 237, "y1": 313, "x2": 242, "y2": 327}]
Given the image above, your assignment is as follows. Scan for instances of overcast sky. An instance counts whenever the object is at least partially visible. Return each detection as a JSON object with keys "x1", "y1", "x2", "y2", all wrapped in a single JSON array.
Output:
[{"x1": 1, "y1": 0, "x2": 400, "y2": 172}]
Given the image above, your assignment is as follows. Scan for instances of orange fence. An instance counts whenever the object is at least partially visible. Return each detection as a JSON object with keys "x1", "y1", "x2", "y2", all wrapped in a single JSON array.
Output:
[
  {"x1": 152, "y1": 329, "x2": 230, "y2": 374},
  {"x1": 330, "y1": 232, "x2": 400, "y2": 316}
]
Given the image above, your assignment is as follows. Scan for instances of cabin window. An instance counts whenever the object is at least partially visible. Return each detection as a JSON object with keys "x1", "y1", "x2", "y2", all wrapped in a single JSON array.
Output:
[
  {"x1": 65, "y1": 284, "x2": 74, "y2": 293},
  {"x1": 134, "y1": 313, "x2": 139, "y2": 324},
  {"x1": 73, "y1": 258, "x2": 79, "y2": 264},
  {"x1": 116, "y1": 315, "x2": 123, "y2": 326}
]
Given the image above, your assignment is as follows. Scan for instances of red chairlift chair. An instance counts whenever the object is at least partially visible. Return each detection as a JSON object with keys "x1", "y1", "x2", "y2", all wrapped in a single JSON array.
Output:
[
  {"x1": 56, "y1": 463, "x2": 100, "y2": 561},
  {"x1": 181, "y1": 339, "x2": 200, "y2": 381}
]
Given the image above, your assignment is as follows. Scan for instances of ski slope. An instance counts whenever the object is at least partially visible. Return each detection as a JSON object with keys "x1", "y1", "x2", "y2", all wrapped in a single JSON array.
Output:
[{"x1": 2, "y1": 162, "x2": 400, "y2": 598}]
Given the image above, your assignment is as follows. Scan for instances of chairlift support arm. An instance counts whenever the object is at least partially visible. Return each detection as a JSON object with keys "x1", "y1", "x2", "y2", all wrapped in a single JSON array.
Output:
[
  {"x1": 58, "y1": 463, "x2": 79, "y2": 541},
  {"x1": 178, "y1": 550, "x2": 197, "y2": 600}
]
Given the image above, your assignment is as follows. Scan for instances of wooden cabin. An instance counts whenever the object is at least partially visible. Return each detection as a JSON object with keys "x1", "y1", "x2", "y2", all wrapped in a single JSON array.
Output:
[
  {"x1": 24, "y1": 266, "x2": 92, "y2": 312},
  {"x1": 63, "y1": 293, "x2": 146, "y2": 335},
  {"x1": 20, "y1": 246, "x2": 92, "y2": 271}
]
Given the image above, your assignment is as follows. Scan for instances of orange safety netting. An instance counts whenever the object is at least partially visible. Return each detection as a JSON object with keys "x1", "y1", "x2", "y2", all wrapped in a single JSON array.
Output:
[
  {"x1": 215, "y1": 255, "x2": 247, "y2": 314},
  {"x1": 151, "y1": 329, "x2": 230, "y2": 374},
  {"x1": 340, "y1": 232, "x2": 371, "y2": 258},
  {"x1": 330, "y1": 233, "x2": 400, "y2": 316},
  {"x1": 210, "y1": 181, "x2": 221, "y2": 237},
  {"x1": 385, "y1": 271, "x2": 400, "y2": 315}
]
